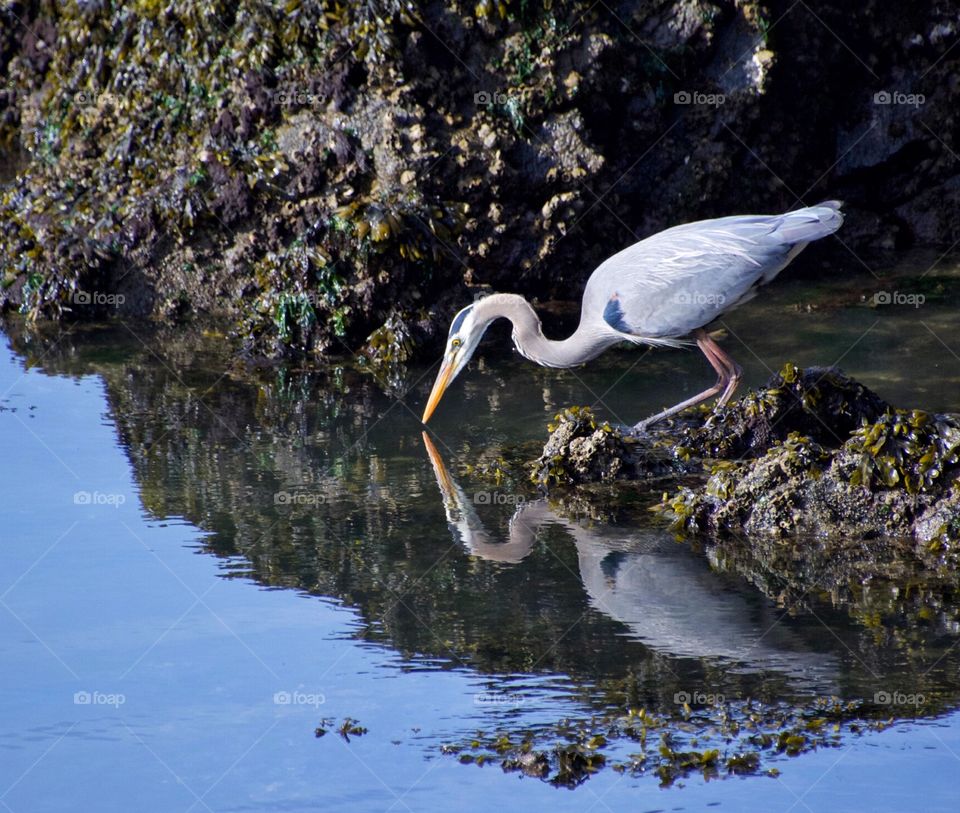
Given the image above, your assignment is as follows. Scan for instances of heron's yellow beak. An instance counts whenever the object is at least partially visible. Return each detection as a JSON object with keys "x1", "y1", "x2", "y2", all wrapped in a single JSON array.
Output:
[
  {"x1": 421, "y1": 431, "x2": 455, "y2": 498},
  {"x1": 422, "y1": 355, "x2": 456, "y2": 423}
]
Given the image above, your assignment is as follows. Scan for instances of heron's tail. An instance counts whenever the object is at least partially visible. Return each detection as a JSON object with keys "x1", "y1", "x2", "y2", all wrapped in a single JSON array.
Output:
[{"x1": 775, "y1": 200, "x2": 844, "y2": 243}]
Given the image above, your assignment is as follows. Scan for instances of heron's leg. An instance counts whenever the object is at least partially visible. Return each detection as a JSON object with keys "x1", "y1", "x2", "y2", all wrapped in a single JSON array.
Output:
[
  {"x1": 633, "y1": 329, "x2": 739, "y2": 432},
  {"x1": 633, "y1": 381, "x2": 724, "y2": 431},
  {"x1": 699, "y1": 333, "x2": 743, "y2": 406}
]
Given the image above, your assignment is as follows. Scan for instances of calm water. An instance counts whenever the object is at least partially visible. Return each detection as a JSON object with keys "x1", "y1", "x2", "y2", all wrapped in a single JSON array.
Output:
[{"x1": 2, "y1": 251, "x2": 960, "y2": 811}]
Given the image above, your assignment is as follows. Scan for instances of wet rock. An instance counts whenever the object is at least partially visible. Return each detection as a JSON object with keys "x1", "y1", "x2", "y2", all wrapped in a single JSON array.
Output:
[
  {"x1": 537, "y1": 364, "x2": 960, "y2": 546},
  {"x1": 534, "y1": 406, "x2": 684, "y2": 486},
  {"x1": 672, "y1": 406, "x2": 960, "y2": 544},
  {"x1": 679, "y1": 363, "x2": 890, "y2": 459}
]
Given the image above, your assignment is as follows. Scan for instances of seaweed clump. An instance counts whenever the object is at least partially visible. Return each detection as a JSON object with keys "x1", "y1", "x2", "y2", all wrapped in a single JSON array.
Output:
[
  {"x1": 843, "y1": 409, "x2": 960, "y2": 495},
  {"x1": 665, "y1": 410, "x2": 960, "y2": 547},
  {"x1": 442, "y1": 698, "x2": 891, "y2": 789},
  {"x1": 678, "y1": 362, "x2": 889, "y2": 459}
]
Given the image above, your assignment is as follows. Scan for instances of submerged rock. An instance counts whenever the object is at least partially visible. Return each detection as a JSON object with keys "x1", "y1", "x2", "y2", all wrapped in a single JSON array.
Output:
[{"x1": 536, "y1": 364, "x2": 960, "y2": 548}]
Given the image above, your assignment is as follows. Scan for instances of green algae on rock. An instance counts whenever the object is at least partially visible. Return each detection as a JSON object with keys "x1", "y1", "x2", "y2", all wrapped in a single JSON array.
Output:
[
  {"x1": 665, "y1": 408, "x2": 960, "y2": 546},
  {"x1": 678, "y1": 363, "x2": 890, "y2": 459}
]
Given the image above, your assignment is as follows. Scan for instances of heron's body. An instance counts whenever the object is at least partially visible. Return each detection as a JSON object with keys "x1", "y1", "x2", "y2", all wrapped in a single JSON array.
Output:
[{"x1": 422, "y1": 202, "x2": 843, "y2": 428}]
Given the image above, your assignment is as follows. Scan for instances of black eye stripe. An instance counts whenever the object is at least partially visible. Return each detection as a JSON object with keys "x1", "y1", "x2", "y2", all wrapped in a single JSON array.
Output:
[{"x1": 449, "y1": 306, "x2": 472, "y2": 335}]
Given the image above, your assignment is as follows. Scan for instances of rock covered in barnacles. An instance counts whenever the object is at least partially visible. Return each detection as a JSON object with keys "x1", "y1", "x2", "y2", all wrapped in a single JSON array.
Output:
[
  {"x1": 533, "y1": 406, "x2": 685, "y2": 486},
  {"x1": 677, "y1": 363, "x2": 889, "y2": 459},
  {"x1": 655, "y1": 366, "x2": 960, "y2": 548},
  {"x1": 536, "y1": 364, "x2": 960, "y2": 548}
]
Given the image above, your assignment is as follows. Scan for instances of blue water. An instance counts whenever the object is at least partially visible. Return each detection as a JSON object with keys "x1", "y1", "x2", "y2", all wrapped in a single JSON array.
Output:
[{"x1": 3, "y1": 279, "x2": 960, "y2": 811}]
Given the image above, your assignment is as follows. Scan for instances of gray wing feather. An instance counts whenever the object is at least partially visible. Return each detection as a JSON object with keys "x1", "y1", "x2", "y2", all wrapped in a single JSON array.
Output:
[{"x1": 584, "y1": 201, "x2": 842, "y2": 340}]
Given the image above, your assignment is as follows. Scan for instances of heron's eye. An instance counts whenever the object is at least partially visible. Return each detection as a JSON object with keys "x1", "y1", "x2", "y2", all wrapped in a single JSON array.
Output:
[{"x1": 451, "y1": 338, "x2": 462, "y2": 349}]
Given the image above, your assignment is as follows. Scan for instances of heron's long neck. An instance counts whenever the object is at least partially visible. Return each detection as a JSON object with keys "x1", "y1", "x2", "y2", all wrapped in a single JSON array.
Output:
[{"x1": 474, "y1": 293, "x2": 613, "y2": 369}]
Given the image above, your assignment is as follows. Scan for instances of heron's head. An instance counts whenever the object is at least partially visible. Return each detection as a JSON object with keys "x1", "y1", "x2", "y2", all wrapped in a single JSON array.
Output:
[{"x1": 422, "y1": 303, "x2": 487, "y2": 423}]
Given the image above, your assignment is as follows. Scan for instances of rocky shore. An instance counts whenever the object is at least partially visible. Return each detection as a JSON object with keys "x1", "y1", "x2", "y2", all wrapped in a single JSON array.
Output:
[{"x1": 1, "y1": 1, "x2": 958, "y2": 363}]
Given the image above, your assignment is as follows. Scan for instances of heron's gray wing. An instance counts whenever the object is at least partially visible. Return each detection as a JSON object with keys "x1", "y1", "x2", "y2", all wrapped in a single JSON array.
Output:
[{"x1": 585, "y1": 202, "x2": 843, "y2": 339}]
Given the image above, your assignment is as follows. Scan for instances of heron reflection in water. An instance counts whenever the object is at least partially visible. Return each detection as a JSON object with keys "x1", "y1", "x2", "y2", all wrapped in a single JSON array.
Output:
[
  {"x1": 423, "y1": 202, "x2": 843, "y2": 428},
  {"x1": 422, "y1": 433, "x2": 835, "y2": 684}
]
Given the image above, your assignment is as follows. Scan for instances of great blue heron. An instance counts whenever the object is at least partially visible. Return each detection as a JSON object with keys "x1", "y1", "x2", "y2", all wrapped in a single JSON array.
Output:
[{"x1": 422, "y1": 201, "x2": 843, "y2": 429}]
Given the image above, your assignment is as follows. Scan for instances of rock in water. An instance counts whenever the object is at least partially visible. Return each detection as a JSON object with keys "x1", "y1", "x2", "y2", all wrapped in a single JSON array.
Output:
[{"x1": 535, "y1": 364, "x2": 960, "y2": 550}]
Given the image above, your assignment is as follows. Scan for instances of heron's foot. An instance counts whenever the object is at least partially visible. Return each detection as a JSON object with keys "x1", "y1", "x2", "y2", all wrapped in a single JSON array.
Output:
[
  {"x1": 634, "y1": 405, "x2": 716, "y2": 435},
  {"x1": 631, "y1": 416, "x2": 662, "y2": 434},
  {"x1": 703, "y1": 397, "x2": 739, "y2": 429}
]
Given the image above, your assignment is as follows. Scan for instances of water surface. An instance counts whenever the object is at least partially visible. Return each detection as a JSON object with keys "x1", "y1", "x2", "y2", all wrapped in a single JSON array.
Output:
[{"x1": 2, "y1": 250, "x2": 960, "y2": 811}]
